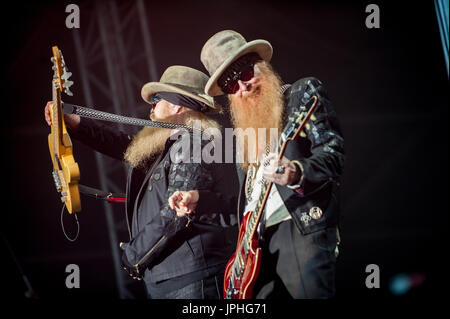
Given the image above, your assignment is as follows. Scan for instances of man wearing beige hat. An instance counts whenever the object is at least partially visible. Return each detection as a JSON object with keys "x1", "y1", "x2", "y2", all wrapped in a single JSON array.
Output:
[
  {"x1": 173, "y1": 30, "x2": 345, "y2": 299},
  {"x1": 44, "y1": 65, "x2": 238, "y2": 299}
]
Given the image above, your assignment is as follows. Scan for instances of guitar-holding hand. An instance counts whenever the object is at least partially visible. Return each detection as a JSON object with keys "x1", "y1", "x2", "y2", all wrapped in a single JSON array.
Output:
[
  {"x1": 262, "y1": 153, "x2": 302, "y2": 187},
  {"x1": 44, "y1": 101, "x2": 80, "y2": 131}
]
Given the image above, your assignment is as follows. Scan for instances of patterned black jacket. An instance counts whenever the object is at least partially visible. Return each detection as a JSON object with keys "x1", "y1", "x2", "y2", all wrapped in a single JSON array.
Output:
[
  {"x1": 273, "y1": 77, "x2": 345, "y2": 234},
  {"x1": 199, "y1": 77, "x2": 345, "y2": 235}
]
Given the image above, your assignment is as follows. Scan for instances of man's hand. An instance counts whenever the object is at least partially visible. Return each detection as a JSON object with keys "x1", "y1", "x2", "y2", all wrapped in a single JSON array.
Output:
[
  {"x1": 262, "y1": 153, "x2": 301, "y2": 186},
  {"x1": 168, "y1": 190, "x2": 199, "y2": 217},
  {"x1": 44, "y1": 101, "x2": 81, "y2": 131}
]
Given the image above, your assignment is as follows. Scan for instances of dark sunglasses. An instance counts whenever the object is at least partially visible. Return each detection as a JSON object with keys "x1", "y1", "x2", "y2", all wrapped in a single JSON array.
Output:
[
  {"x1": 220, "y1": 64, "x2": 255, "y2": 95},
  {"x1": 218, "y1": 53, "x2": 262, "y2": 95},
  {"x1": 150, "y1": 95, "x2": 162, "y2": 109}
]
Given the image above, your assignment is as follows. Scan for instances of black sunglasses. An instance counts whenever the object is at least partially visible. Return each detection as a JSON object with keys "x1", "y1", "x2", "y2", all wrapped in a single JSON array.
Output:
[
  {"x1": 218, "y1": 53, "x2": 262, "y2": 95},
  {"x1": 220, "y1": 65, "x2": 255, "y2": 95},
  {"x1": 150, "y1": 95, "x2": 162, "y2": 109}
]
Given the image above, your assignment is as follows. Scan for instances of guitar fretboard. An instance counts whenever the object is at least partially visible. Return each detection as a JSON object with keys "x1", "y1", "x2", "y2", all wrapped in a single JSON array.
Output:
[{"x1": 232, "y1": 166, "x2": 273, "y2": 279}]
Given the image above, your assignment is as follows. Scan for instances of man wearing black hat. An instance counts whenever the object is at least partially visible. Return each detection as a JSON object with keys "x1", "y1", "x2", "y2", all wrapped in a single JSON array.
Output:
[
  {"x1": 44, "y1": 65, "x2": 238, "y2": 299},
  {"x1": 172, "y1": 30, "x2": 345, "y2": 299}
]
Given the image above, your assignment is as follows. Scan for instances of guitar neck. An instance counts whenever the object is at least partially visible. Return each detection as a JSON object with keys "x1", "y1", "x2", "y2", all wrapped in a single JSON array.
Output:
[
  {"x1": 244, "y1": 95, "x2": 319, "y2": 243},
  {"x1": 51, "y1": 81, "x2": 63, "y2": 160},
  {"x1": 247, "y1": 179, "x2": 273, "y2": 241}
]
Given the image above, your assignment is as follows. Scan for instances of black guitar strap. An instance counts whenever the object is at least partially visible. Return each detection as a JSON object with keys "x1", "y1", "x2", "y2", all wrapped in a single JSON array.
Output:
[{"x1": 62, "y1": 102, "x2": 200, "y2": 132}]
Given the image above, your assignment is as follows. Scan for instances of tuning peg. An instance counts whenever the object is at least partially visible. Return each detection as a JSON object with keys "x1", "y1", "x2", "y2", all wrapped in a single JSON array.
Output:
[
  {"x1": 62, "y1": 71, "x2": 72, "y2": 80},
  {"x1": 63, "y1": 79, "x2": 73, "y2": 88},
  {"x1": 50, "y1": 57, "x2": 56, "y2": 62},
  {"x1": 64, "y1": 87, "x2": 73, "y2": 96},
  {"x1": 296, "y1": 114, "x2": 305, "y2": 124}
]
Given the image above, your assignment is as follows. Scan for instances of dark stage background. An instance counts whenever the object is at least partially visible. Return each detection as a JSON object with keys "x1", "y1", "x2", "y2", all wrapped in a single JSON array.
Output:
[{"x1": 1, "y1": 0, "x2": 448, "y2": 301}]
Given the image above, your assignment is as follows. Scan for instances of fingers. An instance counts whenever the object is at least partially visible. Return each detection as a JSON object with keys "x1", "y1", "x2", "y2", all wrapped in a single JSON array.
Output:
[
  {"x1": 168, "y1": 191, "x2": 188, "y2": 217},
  {"x1": 262, "y1": 155, "x2": 282, "y2": 176},
  {"x1": 175, "y1": 205, "x2": 191, "y2": 217},
  {"x1": 169, "y1": 191, "x2": 199, "y2": 217},
  {"x1": 169, "y1": 191, "x2": 191, "y2": 209},
  {"x1": 262, "y1": 156, "x2": 297, "y2": 186},
  {"x1": 168, "y1": 191, "x2": 183, "y2": 209},
  {"x1": 45, "y1": 101, "x2": 52, "y2": 126},
  {"x1": 264, "y1": 152, "x2": 277, "y2": 161}
]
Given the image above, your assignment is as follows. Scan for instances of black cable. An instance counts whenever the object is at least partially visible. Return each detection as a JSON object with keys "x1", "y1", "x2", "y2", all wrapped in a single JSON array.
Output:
[{"x1": 60, "y1": 204, "x2": 80, "y2": 242}]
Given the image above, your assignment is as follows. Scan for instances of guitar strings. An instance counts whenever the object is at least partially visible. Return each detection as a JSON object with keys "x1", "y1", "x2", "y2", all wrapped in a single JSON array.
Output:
[{"x1": 60, "y1": 203, "x2": 80, "y2": 242}]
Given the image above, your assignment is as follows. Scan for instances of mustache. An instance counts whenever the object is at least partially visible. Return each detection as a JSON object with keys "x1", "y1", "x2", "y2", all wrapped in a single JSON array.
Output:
[{"x1": 237, "y1": 82, "x2": 261, "y2": 100}]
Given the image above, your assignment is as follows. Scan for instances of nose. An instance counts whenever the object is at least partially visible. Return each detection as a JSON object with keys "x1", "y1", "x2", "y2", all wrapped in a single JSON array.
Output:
[
  {"x1": 237, "y1": 80, "x2": 251, "y2": 94},
  {"x1": 149, "y1": 105, "x2": 156, "y2": 119}
]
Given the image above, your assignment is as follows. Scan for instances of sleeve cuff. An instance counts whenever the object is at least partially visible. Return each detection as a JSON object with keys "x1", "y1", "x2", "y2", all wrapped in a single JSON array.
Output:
[{"x1": 287, "y1": 160, "x2": 305, "y2": 190}]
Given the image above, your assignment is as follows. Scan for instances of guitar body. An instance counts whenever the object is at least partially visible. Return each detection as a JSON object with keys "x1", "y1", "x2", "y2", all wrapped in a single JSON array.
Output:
[
  {"x1": 224, "y1": 211, "x2": 262, "y2": 299},
  {"x1": 47, "y1": 126, "x2": 81, "y2": 214},
  {"x1": 48, "y1": 46, "x2": 81, "y2": 213}
]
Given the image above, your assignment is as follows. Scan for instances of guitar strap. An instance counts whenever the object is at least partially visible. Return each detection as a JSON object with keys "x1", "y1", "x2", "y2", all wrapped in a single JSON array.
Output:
[
  {"x1": 62, "y1": 102, "x2": 204, "y2": 205},
  {"x1": 62, "y1": 102, "x2": 198, "y2": 132}
]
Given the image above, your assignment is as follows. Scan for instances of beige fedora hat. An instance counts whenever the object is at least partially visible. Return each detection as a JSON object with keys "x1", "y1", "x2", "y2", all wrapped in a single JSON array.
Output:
[
  {"x1": 201, "y1": 30, "x2": 273, "y2": 96},
  {"x1": 141, "y1": 65, "x2": 220, "y2": 113}
]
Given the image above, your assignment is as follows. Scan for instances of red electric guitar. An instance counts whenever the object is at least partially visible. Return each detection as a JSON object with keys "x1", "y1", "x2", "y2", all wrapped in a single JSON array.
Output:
[{"x1": 223, "y1": 95, "x2": 319, "y2": 299}]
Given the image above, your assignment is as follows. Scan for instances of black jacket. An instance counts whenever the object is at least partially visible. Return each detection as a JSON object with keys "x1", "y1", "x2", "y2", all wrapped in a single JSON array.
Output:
[
  {"x1": 199, "y1": 77, "x2": 345, "y2": 235},
  {"x1": 272, "y1": 77, "x2": 344, "y2": 234},
  {"x1": 70, "y1": 119, "x2": 238, "y2": 282}
]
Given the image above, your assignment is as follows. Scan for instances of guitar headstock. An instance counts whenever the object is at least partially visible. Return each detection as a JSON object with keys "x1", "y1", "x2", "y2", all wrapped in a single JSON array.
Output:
[
  {"x1": 281, "y1": 96, "x2": 318, "y2": 143},
  {"x1": 51, "y1": 46, "x2": 74, "y2": 96}
]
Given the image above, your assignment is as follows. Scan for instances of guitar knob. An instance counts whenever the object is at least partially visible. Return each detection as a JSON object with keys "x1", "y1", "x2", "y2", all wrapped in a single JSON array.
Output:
[
  {"x1": 63, "y1": 80, "x2": 73, "y2": 88},
  {"x1": 62, "y1": 71, "x2": 72, "y2": 80},
  {"x1": 65, "y1": 87, "x2": 73, "y2": 96}
]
